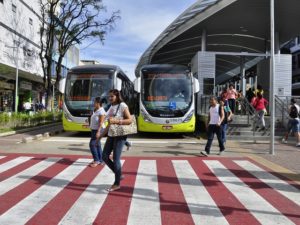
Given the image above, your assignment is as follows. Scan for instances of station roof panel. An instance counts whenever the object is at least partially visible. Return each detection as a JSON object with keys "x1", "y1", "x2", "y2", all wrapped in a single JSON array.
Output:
[{"x1": 136, "y1": 0, "x2": 300, "y2": 83}]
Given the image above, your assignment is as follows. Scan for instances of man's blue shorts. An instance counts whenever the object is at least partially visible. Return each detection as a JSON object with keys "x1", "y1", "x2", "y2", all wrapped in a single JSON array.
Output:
[{"x1": 288, "y1": 118, "x2": 300, "y2": 133}]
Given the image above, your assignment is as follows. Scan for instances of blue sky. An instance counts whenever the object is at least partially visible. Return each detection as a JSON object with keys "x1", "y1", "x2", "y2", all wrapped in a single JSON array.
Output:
[{"x1": 80, "y1": 0, "x2": 197, "y2": 80}]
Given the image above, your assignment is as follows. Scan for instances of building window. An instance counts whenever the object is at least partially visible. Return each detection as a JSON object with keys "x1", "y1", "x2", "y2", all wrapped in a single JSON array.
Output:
[
  {"x1": 12, "y1": 4, "x2": 16, "y2": 13},
  {"x1": 29, "y1": 18, "x2": 33, "y2": 25}
]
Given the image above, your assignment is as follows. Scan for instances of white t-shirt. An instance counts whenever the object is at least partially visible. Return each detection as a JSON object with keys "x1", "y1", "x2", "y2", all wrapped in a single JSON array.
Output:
[
  {"x1": 209, "y1": 104, "x2": 221, "y2": 125},
  {"x1": 90, "y1": 107, "x2": 106, "y2": 130},
  {"x1": 106, "y1": 102, "x2": 129, "y2": 136}
]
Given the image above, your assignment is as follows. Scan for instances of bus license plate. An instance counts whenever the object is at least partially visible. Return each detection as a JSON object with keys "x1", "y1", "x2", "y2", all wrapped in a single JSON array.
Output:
[
  {"x1": 82, "y1": 124, "x2": 89, "y2": 129},
  {"x1": 162, "y1": 125, "x2": 173, "y2": 130}
]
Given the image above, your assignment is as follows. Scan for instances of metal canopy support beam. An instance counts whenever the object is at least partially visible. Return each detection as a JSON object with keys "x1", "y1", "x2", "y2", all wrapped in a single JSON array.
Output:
[
  {"x1": 269, "y1": 0, "x2": 275, "y2": 155},
  {"x1": 213, "y1": 51, "x2": 269, "y2": 57},
  {"x1": 240, "y1": 56, "x2": 246, "y2": 96},
  {"x1": 201, "y1": 29, "x2": 207, "y2": 52}
]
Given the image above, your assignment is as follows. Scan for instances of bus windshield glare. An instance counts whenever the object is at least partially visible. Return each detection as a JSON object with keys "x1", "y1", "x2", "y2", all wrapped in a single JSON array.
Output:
[
  {"x1": 65, "y1": 73, "x2": 113, "y2": 116},
  {"x1": 141, "y1": 72, "x2": 192, "y2": 117}
]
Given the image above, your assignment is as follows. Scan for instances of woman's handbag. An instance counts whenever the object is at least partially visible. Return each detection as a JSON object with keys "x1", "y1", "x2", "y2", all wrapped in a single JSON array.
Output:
[
  {"x1": 109, "y1": 104, "x2": 137, "y2": 137},
  {"x1": 109, "y1": 115, "x2": 137, "y2": 137}
]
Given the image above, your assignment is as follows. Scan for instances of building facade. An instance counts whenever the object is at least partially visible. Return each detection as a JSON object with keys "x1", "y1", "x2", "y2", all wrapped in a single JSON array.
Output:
[
  {"x1": 289, "y1": 37, "x2": 300, "y2": 95},
  {"x1": 0, "y1": 0, "x2": 43, "y2": 112},
  {"x1": 0, "y1": 0, "x2": 79, "y2": 112}
]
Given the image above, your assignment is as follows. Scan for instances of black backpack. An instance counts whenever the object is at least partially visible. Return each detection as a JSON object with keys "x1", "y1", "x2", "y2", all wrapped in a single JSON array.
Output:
[{"x1": 289, "y1": 105, "x2": 299, "y2": 118}]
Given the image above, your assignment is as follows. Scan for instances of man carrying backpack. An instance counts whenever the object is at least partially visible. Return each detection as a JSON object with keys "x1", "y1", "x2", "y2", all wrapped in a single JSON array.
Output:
[
  {"x1": 201, "y1": 96, "x2": 225, "y2": 156},
  {"x1": 282, "y1": 98, "x2": 300, "y2": 146}
]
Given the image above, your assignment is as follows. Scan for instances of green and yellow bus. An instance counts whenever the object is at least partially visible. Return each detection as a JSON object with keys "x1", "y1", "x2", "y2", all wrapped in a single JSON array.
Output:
[
  {"x1": 60, "y1": 64, "x2": 134, "y2": 132},
  {"x1": 134, "y1": 64, "x2": 199, "y2": 133}
]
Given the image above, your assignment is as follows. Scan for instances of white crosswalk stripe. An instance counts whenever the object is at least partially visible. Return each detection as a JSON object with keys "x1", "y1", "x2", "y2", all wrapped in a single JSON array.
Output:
[
  {"x1": 0, "y1": 157, "x2": 299, "y2": 225},
  {"x1": 127, "y1": 160, "x2": 161, "y2": 225},
  {"x1": 0, "y1": 157, "x2": 33, "y2": 173},
  {"x1": 0, "y1": 158, "x2": 90, "y2": 225},
  {"x1": 235, "y1": 160, "x2": 300, "y2": 206},
  {"x1": 0, "y1": 158, "x2": 61, "y2": 195},
  {"x1": 173, "y1": 160, "x2": 229, "y2": 225},
  {"x1": 204, "y1": 160, "x2": 295, "y2": 225},
  {"x1": 58, "y1": 161, "x2": 124, "y2": 225}
]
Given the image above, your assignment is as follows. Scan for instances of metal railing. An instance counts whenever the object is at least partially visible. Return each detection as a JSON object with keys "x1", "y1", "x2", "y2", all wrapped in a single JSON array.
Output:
[
  {"x1": 197, "y1": 94, "x2": 267, "y2": 136},
  {"x1": 274, "y1": 95, "x2": 300, "y2": 130}
]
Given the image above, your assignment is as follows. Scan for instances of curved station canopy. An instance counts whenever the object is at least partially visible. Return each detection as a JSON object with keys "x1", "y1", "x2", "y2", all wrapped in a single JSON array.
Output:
[{"x1": 136, "y1": 0, "x2": 300, "y2": 84}]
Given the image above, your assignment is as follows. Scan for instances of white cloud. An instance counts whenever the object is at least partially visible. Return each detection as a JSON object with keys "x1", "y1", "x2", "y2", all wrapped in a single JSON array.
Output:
[{"x1": 80, "y1": 0, "x2": 197, "y2": 79}]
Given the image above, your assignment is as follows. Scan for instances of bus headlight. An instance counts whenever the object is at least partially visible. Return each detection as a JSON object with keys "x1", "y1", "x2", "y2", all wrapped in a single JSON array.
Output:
[
  {"x1": 183, "y1": 110, "x2": 194, "y2": 123},
  {"x1": 141, "y1": 109, "x2": 152, "y2": 122},
  {"x1": 64, "y1": 111, "x2": 73, "y2": 122}
]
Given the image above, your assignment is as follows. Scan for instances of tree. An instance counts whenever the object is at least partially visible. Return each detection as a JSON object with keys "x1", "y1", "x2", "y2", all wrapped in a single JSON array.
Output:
[{"x1": 39, "y1": 0, "x2": 120, "y2": 110}]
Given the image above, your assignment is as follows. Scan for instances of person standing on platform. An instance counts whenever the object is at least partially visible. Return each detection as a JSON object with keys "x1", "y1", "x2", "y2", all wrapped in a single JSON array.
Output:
[
  {"x1": 227, "y1": 84, "x2": 237, "y2": 114},
  {"x1": 220, "y1": 88, "x2": 228, "y2": 104},
  {"x1": 254, "y1": 84, "x2": 264, "y2": 96},
  {"x1": 220, "y1": 100, "x2": 232, "y2": 146},
  {"x1": 201, "y1": 96, "x2": 225, "y2": 156}
]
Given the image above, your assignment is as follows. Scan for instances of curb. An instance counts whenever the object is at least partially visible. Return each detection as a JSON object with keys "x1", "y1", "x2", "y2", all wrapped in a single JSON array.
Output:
[
  {"x1": 0, "y1": 122, "x2": 62, "y2": 137},
  {"x1": 21, "y1": 129, "x2": 64, "y2": 144}
]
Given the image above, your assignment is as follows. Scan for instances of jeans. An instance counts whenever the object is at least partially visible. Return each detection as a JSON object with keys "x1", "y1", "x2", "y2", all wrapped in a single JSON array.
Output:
[
  {"x1": 205, "y1": 125, "x2": 225, "y2": 154},
  {"x1": 221, "y1": 123, "x2": 228, "y2": 144},
  {"x1": 228, "y1": 99, "x2": 236, "y2": 113},
  {"x1": 257, "y1": 110, "x2": 265, "y2": 128},
  {"x1": 102, "y1": 136, "x2": 127, "y2": 186},
  {"x1": 89, "y1": 130, "x2": 103, "y2": 163}
]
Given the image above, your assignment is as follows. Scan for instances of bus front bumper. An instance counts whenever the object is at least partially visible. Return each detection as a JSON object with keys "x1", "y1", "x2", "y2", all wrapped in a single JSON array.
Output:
[
  {"x1": 63, "y1": 116, "x2": 90, "y2": 132},
  {"x1": 137, "y1": 115, "x2": 195, "y2": 133}
]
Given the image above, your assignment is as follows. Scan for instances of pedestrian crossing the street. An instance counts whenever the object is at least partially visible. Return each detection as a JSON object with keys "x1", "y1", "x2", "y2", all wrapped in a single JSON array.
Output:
[{"x1": 0, "y1": 154, "x2": 299, "y2": 225}]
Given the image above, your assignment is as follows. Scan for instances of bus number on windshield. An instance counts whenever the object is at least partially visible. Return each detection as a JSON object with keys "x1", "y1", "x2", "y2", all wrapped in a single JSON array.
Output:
[{"x1": 147, "y1": 96, "x2": 168, "y2": 101}]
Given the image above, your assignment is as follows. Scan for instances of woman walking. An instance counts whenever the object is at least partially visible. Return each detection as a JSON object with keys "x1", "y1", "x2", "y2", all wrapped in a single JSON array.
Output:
[
  {"x1": 252, "y1": 93, "x2": 268, "y2": 130},
  {"x1": 227, "y1": 84, "x2": 237, "y2": 114},
  {"x1": 89, "y1": 97, "x2": 106, "y2": 167},
  {"x1": 100, "y1": 89, "x2": 132, "y2": 192}
]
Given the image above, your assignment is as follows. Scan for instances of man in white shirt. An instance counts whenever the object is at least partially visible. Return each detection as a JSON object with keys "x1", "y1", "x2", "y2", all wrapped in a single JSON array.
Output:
[
  {"x1": 282, "y1": 98, "x2": 300, "y2": 146},
  {"x1": 201, "y1": 96, "x2": 225, "y2": 156}
]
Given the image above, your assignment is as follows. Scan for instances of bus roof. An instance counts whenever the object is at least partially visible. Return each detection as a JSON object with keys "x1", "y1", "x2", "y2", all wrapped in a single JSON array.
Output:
[
  {"x1": 139, "y1": 64, "x2": 189, "y2": 75},
  {"x1": 68, "y1": 64, "x2": 121, "y2": 74}
]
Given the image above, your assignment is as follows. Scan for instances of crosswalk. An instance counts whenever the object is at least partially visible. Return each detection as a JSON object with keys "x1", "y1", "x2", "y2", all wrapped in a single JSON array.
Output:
[{"x1": 0, "y1": 154, "x2": 299, "y2": 225}]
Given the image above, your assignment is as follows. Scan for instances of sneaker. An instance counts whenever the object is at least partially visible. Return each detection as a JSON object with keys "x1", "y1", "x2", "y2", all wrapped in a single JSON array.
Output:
[
  {"x1": 200, "y1": 151, "x2": 208, "y2": 156},
  {"x1": 89, "y1": 162, "x2": 99, "y2": 168},
  {"x1": 106, "y1": 185, "x2": 120, "y2": 192},
  {"x1": 296, "y1": 143, "x2": 300, "y2": 147},
  {"x1": 282, "y1": 138, "x2": 288, "y2": 144},
  {"x1": 217, "y1": 151, "x2": 224, "y2": 155}
]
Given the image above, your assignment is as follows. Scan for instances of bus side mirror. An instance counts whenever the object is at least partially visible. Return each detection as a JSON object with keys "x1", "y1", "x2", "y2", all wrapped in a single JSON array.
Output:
[
  {"x1": 115, "y1": 78, "x2": 122, "y2": 91},
  {"x1": 59, "y1": 78, "x2": 66, "y2": 94},
  {"x1": 193, "y1": 77, "x2": 200, "y2": 93},
  {"x1": 134, "y1": 77, "x2": 141, "y2": 93}
]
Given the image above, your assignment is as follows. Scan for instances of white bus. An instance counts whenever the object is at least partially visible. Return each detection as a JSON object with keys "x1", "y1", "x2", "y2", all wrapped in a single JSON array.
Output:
[
  {"x1": 134, "y1": 64, "x2": 199, "y2": 133},
  {"x1": 60, "y1": 64, "x2": 134, "y2": 131}
]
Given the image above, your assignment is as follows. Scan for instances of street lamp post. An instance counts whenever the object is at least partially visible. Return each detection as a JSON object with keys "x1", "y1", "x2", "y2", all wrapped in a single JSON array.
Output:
[
  {"x1": 269, "y1": 0, "x2": 275, "y2": 155},
  {"x1": 51, "y1": 79, "x2": 56, "y2": 112}
]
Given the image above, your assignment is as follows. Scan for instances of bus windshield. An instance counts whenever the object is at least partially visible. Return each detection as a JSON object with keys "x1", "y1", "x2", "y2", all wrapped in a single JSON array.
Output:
[
  {"x1": 141, "y1": 72, "x2": 192, "y2": 117},
  {"x1": 65, "y1": 73, "x2": 113, "y2": 117}
]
